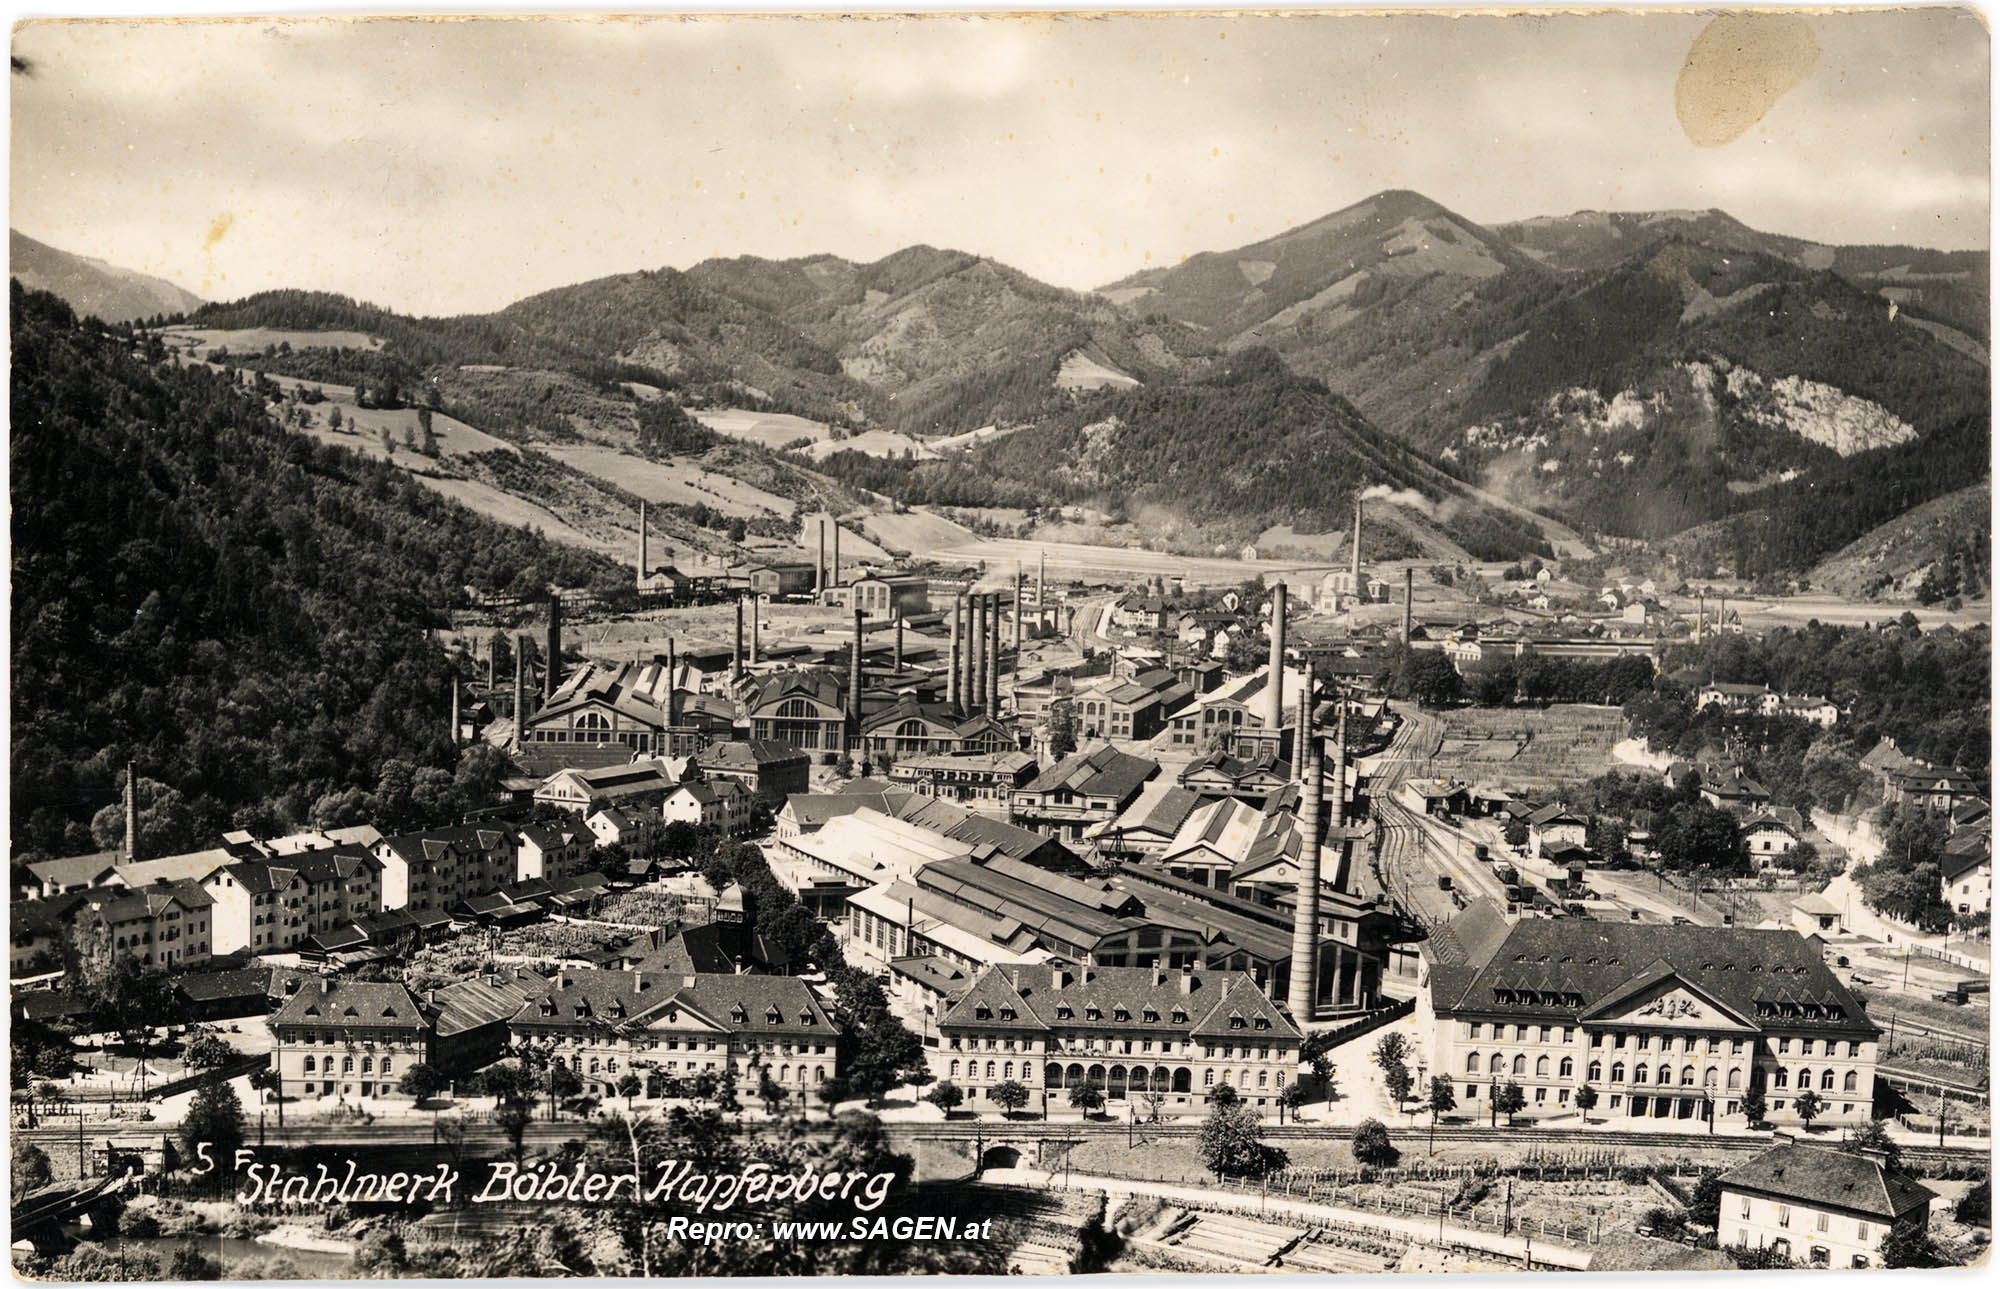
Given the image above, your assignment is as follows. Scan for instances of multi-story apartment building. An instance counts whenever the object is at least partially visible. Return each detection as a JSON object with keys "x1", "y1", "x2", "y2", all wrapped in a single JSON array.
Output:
[
  {"x1": 506, "y1": 969, "x2": 841, "y2": 1103},
  {"x1": 929, "y1": 963, "x2": 1302, "y2": 1115},
  {"x1": 373, "y1": 826, "x2": 518, "y2": 918},
  {"x1": 267, "y1": 978, "x2": 431, "y2": 1102},
  {"x1": 1718, "y1": 1142, "x2": 1935, "y2": 1269},
  {"x1": 516, "y1": 821, "x2": 591, "y2": 884},
  {"x1": 204, "y1": 848, "x2": 383, "y2": 955},
  {"x1": 76, "y1": 880, "x2": 214, "y2": 970},
  {"x1": 1419, "y1": 906, "x2": 1880, "y2": 1129}
]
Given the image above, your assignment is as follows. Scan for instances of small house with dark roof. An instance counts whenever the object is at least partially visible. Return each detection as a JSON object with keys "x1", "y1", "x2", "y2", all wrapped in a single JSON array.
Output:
[
  {"x1": 1718, "y1": 1141, "x2": 1935, "y2": 1268},
  {"x1": 1741, "y1": 807, "x2": 1806, "y2": 865}
]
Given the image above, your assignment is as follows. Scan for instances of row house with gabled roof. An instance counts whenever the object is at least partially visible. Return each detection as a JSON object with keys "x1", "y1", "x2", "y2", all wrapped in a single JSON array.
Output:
[
  {"x1": 203, "y1": 847, "x2": 383, "y2": 955},
  {"x1": 1419, "y1": 906, "x2": 1879, "y2": 1130},
  {"x1": 928, "y1": 963, "x2": 1303, "y2": 1115},
  {"x1": 506, "y1": 968, "x2": 841, "y2": 1102}
]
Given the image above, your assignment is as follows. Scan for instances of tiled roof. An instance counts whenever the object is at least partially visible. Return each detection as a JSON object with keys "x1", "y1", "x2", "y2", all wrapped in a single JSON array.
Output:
[
  {"x1": 26, "y1": 852, "x2": 121, "y2": 888},
  {"x1": 699, "y1": 739, "x2": 813, "y2": 770},
  {"x1": 1432, "y1": 917, "x2": 1877, "y2": 1037},
  {"x1": 939, "y1": 964, "x2": 1302, "y2": 1042},
  {"x1": 433, "y1": 970, "x2": 553, "y2": 1038},
  {"x1": 779, "y1": 785, "x2": 912, "y2": 829},
  {"x1": 271, "y1": 980, "x2": 428, "y2": 1031},
  {"x1": 1719, "y1": 1144, "x2": 1935, "y2": 1221},
  {"x1": 1022, "y1": 745, "x2": 1159, "y2": 801}
]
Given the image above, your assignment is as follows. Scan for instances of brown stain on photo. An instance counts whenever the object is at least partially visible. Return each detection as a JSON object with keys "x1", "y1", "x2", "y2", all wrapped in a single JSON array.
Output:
[
  {"x1": 1676, "y1": 13, "x2": 1821, "y2": 148},
  {"x1": 202, "y1": 212, "x2": 235, "y2": 252}
]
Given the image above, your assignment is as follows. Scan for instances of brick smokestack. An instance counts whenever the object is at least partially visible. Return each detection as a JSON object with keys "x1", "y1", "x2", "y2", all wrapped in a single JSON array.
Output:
[
  {"x1": 1402, "y1": 567, "x2": 1414, "y2": 644},
  {"x1": 545, "y1": 593, "x2": 561, "y2": 699},
  {"x1": 750, "y1": 594, "x2": 760, "y2": 665},
  {"x1": 816, "y1": 516, "x2": 826, "y2": 593},
  {"x1": 849, "y1": 603, "x2": 864, "y2": 728},
  {"x1": 732, "y1": 596, "x2": 743, "y2": 681},
  {"x1": 1264, "y1": 582, "x2": 1287, "y2": 732},
  {"x1": 948, "y1": 594, "x2": 962, "y2": 710},
  {"x1": 124, "y1": 761, "x2": 139, "y2": 862},
  {"x1": 832, "y1": 522, "x2": 841, "y2": 586},
  {"x1": 450, "y1": 668, "x2": 461, "y2": 746},
  {"x1": 513, "y1": 633, "x2": 526, "y2": 750},
  {"x1": 1350, "y1": 498, "x2": 1362, "y2": 602},
  {"x1": 1329, "y1": 693, "x2": 1349, "y2": 828},
  {"x1": 1013, "y1": 570, "x2": 1024, "y2": 658},
  {"x1": 667, "y1": 638, "x2": 681, "y2": 729},
  {"x1": 894, "y1": 613, "x2": 904, "y2": 672},
  {"x1": 1287, "y1": 687, "x2": 1320, "y2": 1022},
  {"x1": 638, "y1": 501, "x2": 649, "y2": 586},
  {"x1": 970, "y1": 594, "x2": 986, "y2": 713},
  {"x1": 987, "y1": 593, "x2": 1002, "y2": 715}
]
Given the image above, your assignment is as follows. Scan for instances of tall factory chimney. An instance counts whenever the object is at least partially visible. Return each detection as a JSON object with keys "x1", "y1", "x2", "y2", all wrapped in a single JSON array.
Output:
[
  {"x1": 450, "y1": 671, "x2": 461, "y2": 746},
  {"x1": 816, "y1": 517, "x2": 827, "y2": 593},
  {"x1": 1287, "y1": 689, "x2": 1321, "y2": 1022},
  {"x1": 1717, "y1": 594, "x2": 1726, "y2": 634},
  {"x1": 894, "y1": 614, "x2": 905, "y2": 673},
  {"x1": 1263, "y1": 583, "x2": 1288, "y2": 732},
  {"x1": 1694, "y1": 592, "x2": 1705, "y2": 642},
  {"x1": 1350, "y1": 499, "x2": 1363, "y2": 599},
  {"x1": 849, "y1": 604, "x2": 864, "y2": 729},
  {"x1": 732, "y1": 596, "x2": 744, "y2": 681},
  {"x1": 666, "y1": 638, "x2": 681, "y2": 729},
  {"x1": 545, "y1": 594, "x2": 561, "y2": 699},
  {"x1": 1037, "y1": 549, "x2": 1047, "y2": 607},
  {"x1": 987, "y1": 593, "x2": 1002, "y2": 714},
  {"x1": 832, "y1": 522, "x2": 842, "y2": 588},
  {"x1": 486, "y1": 637, "x2": 495, "y2": 691},
  {"x1": 124, "y1": 761, "x2": 139, "y2": 861},
  {"x1": 513, "y1": 635, "x2": 527, "y2": 750},
  {"x1": 638, "y1": 501, "x2": 649, "y2": 586},
  {"x1": 970, "y1": 595, "x2": 987, "y2": 713},
  {"x1": 1013, "y1": 570, "x2": 1024, "y2": 658},
  {"x1": 948, "y1": 595, "x2": 962, "y2": 710},
  {"x1": 749, "y1": 595, "x2": 761, "y2": 665},
  {"x1": 1402, "y1": 567, "x2": 1414, "y2": 644},
  {"x1": 1329, "y1": 694, "x2": 1349, "y2": 828}
]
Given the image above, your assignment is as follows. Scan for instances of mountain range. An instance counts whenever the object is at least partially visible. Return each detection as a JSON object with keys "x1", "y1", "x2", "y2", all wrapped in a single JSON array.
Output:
[
  {"x1": 10, "y1": 230, "x2": 205, "y2": 323},
  {"x1": 16, "y1": 189, "x2": 1987, "y2": 582}
]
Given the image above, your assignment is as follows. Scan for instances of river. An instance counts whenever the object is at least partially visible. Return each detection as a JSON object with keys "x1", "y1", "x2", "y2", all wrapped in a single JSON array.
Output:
[{"x1": 91, "y1": 1233, "x2": 353, "y2": 1279}]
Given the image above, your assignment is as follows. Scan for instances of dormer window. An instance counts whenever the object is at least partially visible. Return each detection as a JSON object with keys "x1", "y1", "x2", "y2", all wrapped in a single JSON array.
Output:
[
  {"x1": 801, "y1": 1011, "x2": 817, "y2": 1026},
  {"x1": 1113, "y1": 1007, "x2": 1129, "y2": 1022},
  {"x1": 1228, "y1": 1013, "x2": 1245, "y2": 1030},
  {"x1": 1172, "y1": 1009, "x2": 1188, "y2": 1024},
  {"x1": 999, "y1": 1007, "x2": 1015, "y2": 1021},
  {"x1": 974, "y1": 1005, "x2": 992, "y2": 1020},
  {"x1": 1056, "y1": 1005, "x2": 1073, "y2": 1020},
  {"x1": 1254, "y1": 1017, "x2": 1271, "y2": 1031},
  {"x1": 1143, "y1": 1008, "x2": 1160, "y2": 1023},
  {"x1": 539, "y1": 1000, "x2": 556, "y2": 1016},
  {"x1": 1513, "y1": 953, "x2": 1528, "y2": 963},
  {"x1": 1086, "y1": 1006, "x2": 1102, "y2": 1021},
  {"x1": 731, "y1": 1005, "x2": 749, "y2": 1024},
  {"x1": 766, "y1": 1008, "x2": 782, "y2": 1025}
]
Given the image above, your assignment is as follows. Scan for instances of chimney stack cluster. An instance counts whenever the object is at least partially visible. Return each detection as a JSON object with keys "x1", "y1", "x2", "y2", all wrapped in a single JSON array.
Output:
[
  {"x1": 948, "y1": 595, "x2": 962, "y2": 709},
  {"x1": 513, "y1": 633, "x2": 527, "y2": 750}
]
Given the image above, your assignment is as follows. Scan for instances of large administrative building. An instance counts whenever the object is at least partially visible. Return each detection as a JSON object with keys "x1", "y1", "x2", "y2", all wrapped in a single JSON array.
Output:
[{"x1": 1417, "y1": 903, "x2": 1880, "y2": 1128}]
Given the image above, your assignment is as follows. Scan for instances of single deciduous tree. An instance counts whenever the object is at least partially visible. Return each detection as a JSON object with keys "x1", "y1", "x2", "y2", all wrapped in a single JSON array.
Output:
[{"x1": 1351, "y1": 1117, "x2": 1399, "y2": 1170}]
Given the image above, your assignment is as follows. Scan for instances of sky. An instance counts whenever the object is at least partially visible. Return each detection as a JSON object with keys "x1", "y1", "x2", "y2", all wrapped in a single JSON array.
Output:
[{"x1": 9, "y1": 9, "x2": 1990, "y2": 316}]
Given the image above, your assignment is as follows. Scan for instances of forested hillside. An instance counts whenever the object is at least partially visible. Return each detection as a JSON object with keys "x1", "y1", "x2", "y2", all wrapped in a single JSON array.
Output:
[
  {"x1": 10, "y1": 283, "x2": 617, "y2": 860},
  {"x1": 812, "y1": 346, "x2": 1552, "y2": 559}
]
